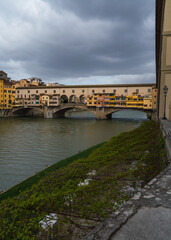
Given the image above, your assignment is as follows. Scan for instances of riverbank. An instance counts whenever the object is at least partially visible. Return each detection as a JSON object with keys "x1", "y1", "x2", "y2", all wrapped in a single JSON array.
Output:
[
  {"x1": 0, "y1": 121, "x2": 167, "y2": 240},
  {"x1": 0, "y1": 142, "x2": 105, "y2": 202}
]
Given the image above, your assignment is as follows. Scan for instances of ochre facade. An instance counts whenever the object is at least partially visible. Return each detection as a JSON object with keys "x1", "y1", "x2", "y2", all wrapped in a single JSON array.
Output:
[
  {"x1": 0, "y1": 71, "x2": 16, "y2": 110},
  {"x1": 87, "y1": 87, "x2": 157, "y2": 110}
]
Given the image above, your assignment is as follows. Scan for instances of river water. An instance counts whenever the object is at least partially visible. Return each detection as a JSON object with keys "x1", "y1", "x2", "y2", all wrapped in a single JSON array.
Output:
[{"x1": 0, "y1": 110, "x2": 147, "y2": 191}]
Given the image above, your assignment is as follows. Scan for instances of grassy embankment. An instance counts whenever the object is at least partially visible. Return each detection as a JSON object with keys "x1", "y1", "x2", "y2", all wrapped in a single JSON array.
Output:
[
  {"x1": 0, "y1": 142, "x2": 105, "y2": 202},
  {"x1": 0, "y1": 121, "x2": 167, "y2": 240}
]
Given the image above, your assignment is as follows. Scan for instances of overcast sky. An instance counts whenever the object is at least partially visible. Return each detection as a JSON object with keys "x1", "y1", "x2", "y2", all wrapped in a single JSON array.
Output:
[{"x1": 0, "y1": 0, "x2": 155, "y2": 85}]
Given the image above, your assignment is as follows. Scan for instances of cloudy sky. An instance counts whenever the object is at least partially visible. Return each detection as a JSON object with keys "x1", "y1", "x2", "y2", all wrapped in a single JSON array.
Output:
[{"x1": 0, "y1": 0, "x2": 155, "y2": 85}]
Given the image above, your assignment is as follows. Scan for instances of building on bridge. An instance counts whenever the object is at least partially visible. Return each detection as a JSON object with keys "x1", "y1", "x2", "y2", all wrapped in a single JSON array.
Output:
[
  {"x1": 40, "y1": 94, "x2": 60, "y2": 107},
  {"x1": 87, "y1": 88, "x2": 157, "y2": 111},
  {"x1": 156, "y1": 0, "x2": 171, "y2": 121},
  {"x1": 15, "y1": 83, "x2": 156, "y2": 107}
]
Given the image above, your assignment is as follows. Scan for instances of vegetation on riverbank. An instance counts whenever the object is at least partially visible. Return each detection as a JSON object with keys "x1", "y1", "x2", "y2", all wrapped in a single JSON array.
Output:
[{"x1": 0, "y1": 121, "x2": 167, "y2": 240}]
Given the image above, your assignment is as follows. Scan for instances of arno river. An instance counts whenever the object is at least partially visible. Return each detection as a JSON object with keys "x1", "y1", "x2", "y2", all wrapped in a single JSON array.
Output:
[{"x1": 0, "y1": 110, "x2": 147, "y2": 191}]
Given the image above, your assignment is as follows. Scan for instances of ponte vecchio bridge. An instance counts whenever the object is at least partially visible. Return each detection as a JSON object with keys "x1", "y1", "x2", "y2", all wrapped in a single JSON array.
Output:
[{"x1": 7, "y1": 83, "x2": 157, "y2": 119}]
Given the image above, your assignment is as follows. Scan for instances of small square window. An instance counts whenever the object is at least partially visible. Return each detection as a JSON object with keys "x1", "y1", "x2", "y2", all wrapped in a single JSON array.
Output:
[
  {"x1": 82, "y1": 90, "x2": 84, "y2": 93},
  {"x1": 72, "y1": 90, "x2": 75, "y2": 93},
  {"x1": 103, "y1": 90, "x2": 105, "y2": 93},
  {"x1": 113, "y1": 89, "x2": 116, "y2": 93},
  {"x1": 63, "y1": 90, "x2": 65, "y2": 93},
  {"x1": 92, "y1": 90, "x2": 95, "y2": 93},
  {"x1": 124, "y1": 89, "x2": 127, "y2": 93},
  {"x1": 54, "y1": 90, "x2": 56, "y2": 93},
  {"x1": 45, "y1": 90, "x2": 47, "y2": 93}
]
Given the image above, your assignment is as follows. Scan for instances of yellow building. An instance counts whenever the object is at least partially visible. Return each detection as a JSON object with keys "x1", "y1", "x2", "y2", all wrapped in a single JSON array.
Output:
[
  {"x1": 0, "y1": 71, "x2": 16, "y2": 110},
  {"x1": 0, "y1": 72, "x2": 5, "y2": 110},
  {"x1": 87, "y1": 91, "x2": 157, "y2": 111},
  {"x1": 126, "y1": 93, "x2": 144, "y2": 109},
  {"x1": 40, "y1": 94, "x2": 60, "y2": 107},
  {"x1": 15, "y1": 79, "x2": 30, "y2": 88},
  {"x1": 152, "y1": 87, "x2": 157, "y2": 110},
  {"x1": 40, "y1": 94, "x2": 50, "y2": 106},
  {"x1": 143, "y1": 96, "x2": 153, "y2": 110}
]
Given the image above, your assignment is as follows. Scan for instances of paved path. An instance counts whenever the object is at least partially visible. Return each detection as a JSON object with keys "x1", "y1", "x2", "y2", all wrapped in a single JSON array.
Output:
[{"x1": 84, "y1": 164, "x2": 171, "y2": 240}]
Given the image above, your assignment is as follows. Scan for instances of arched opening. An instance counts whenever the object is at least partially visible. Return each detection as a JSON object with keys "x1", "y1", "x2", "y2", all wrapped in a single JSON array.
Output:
[
  {"x1": 79, "y1": 95, "x2": 86, "y2": 104},
  {"x1": 69, "y1": 95, "x2": 78, "y2": 103},
  {"x1": 112, "y1": 109, "x2": 147, "y2": 120},
  {"x1": 53, "y1": 107, "x2": 74, "y2": 118},
  {"x1": 60, "y1": 95, "x2": 68, "y2": 103},
  {"x1": 13, "y1": 107, "x2": 44, "y2": 117}
]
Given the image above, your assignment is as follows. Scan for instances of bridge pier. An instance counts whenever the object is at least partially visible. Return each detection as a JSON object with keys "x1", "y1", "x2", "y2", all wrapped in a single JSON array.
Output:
[
  {"x1": 95, "y1": 108, "x2": 112, "y2": 120},
  {"x1": 146, "y1": 110, "x2": 157, "y2": 121}
]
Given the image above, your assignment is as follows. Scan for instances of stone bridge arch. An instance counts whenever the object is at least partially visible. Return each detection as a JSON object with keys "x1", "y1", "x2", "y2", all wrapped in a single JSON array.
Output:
[
  {"x1": 105, "y1": 108, "x2": 154, "y2": 120},
  {"x1": 52, "y1": 104, "x2": 95, "y2": 118},
  {"x1": 12, "y1": 107, "x2": 44, "y2": 117},
  {"x1": 53, "y1": 107, "x2": 75, "y2": 118}
]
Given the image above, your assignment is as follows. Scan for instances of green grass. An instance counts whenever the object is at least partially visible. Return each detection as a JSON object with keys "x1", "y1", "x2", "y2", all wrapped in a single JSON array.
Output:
[{"x1": 0, "y1": 121, "x2": 167, "y2": 240}]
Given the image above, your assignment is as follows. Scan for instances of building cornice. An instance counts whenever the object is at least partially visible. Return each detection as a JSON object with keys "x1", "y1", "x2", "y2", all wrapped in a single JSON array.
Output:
[{"x1": 16, "y1": 83, "x2": 156, "y2": 90}]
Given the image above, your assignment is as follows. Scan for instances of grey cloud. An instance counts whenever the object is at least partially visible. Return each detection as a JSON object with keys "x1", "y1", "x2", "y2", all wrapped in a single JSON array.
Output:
[{"x1": 0, "y1": 0, "x2": 155, "y2": 84}]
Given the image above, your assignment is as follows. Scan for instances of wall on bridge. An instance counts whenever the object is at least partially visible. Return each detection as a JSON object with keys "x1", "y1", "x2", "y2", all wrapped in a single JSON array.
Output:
[{"x1": 16, "y1": 84, "x2": 155, "y2": 103}]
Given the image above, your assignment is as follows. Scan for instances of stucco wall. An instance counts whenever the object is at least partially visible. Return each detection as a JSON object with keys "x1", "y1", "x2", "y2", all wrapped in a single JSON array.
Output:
[
  {"x1": 16, "y1": 85, "x2": 155, "y2": 101},
  {"x1": 158, "y1": 0, "x2": 171, "y2": 120}
]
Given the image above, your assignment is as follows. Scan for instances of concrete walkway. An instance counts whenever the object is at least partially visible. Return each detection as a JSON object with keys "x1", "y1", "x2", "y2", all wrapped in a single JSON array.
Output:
[{"x1": 84, "y1": 164, "x2": 171, "y2": 240}]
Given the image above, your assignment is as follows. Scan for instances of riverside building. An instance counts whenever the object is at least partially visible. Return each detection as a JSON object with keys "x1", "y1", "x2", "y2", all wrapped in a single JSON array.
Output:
[
  {"x1": 87, "y1": 86, "x2": 157, "y2": 110},
  {"x1": 0, "y1": 71, "x2": 16, "y2": 110}
]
